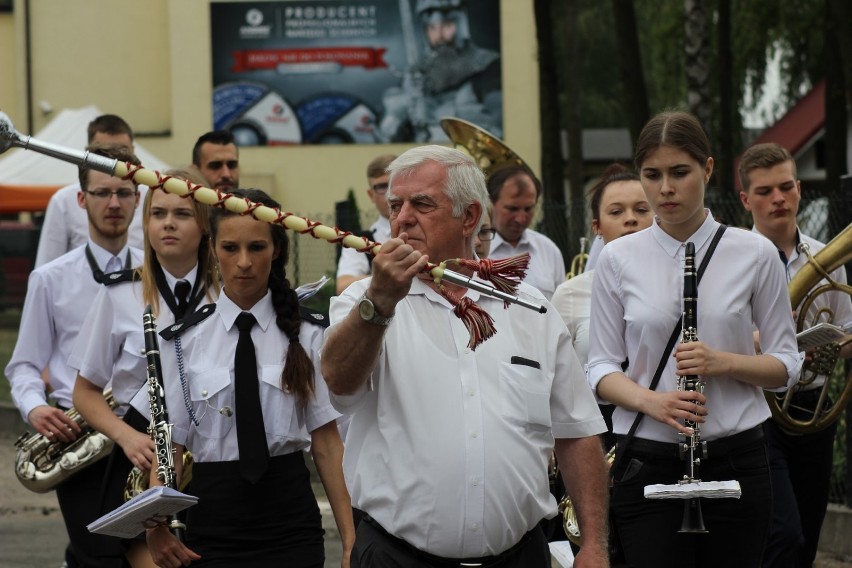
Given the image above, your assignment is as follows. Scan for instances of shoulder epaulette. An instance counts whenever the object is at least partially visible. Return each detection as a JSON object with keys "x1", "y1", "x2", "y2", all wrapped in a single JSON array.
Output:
[
  {"x1": 102, "y1": 269, "x2": 141, "y2": 286},
  {"x1": 299, "y1": 305, "x2": 329, "y2": 328},
  {"x1": 160, "y1": 303, "x2": 217, "y2": 340}
]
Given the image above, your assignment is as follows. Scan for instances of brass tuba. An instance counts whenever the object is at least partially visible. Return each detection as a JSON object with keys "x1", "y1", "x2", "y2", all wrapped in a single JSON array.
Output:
[
  {"x1": 440, "y1": 117, "x2": 532, "y2": 179},
  {"x1": 767, "y1": 223, "x2": 852, "y2": 433},
  {"x1": 15, "y1": 389, "x2": 117, "y2": 493}
]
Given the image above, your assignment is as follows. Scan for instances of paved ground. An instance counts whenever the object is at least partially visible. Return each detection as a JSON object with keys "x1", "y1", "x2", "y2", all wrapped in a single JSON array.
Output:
[
  {"x1": 1, "y1": 408, "x2": 849, "y2": 567},
  {"x1": 0, "y1": 429, "x2": 343, "y2": 568}
]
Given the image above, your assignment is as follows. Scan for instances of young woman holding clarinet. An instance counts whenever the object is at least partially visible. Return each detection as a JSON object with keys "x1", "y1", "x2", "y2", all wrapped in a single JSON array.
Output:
[
  {"x1": 146, "y1": 189, "x2": 354, "y2": 568},
  {"x1": 585, "y1": 111, "x2": 802, "y2": 567},
  {"x1": 71, "y1": 168, "x2": 219, "y2": 567}
]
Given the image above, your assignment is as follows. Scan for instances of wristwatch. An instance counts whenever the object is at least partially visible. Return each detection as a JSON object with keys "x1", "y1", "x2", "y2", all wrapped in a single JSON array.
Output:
[{"x1": 358, "y1": 293, "x2": 394, "y2": 326}]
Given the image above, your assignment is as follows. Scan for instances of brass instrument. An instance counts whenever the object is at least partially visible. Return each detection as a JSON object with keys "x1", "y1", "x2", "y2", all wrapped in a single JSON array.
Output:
[
  {"x1": 566, "y1": 237, "x2": 589, "y2": 280},
  {"x1": 124, "y1": 450, "x2": 194, "y2": 502},
  {"x1": 440, "y1": 117, "x2": 531, "y2": 179},
  {"x1": 557, "y1": 446, "x2": 615, "y2": 545},
  {"x1": 675, "y1": 242, "x2": 708, "y2": 533},
  {"x1": 15, "y1": 389, "x2": 117, "y2": 493},
  {"x1": 768, "y1": 223, "x2": 852, "y2": 433}
]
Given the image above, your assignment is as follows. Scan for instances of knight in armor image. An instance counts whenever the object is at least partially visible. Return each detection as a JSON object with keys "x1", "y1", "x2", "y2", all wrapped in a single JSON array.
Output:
[{"x1": 380, "y1": 0, "x2": 503, "y2": 142}]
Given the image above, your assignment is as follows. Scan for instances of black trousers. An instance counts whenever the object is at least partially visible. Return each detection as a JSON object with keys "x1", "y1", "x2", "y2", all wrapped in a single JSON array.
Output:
[
  {"x1": 353, "y1": 515, "x2": 551, "y2": 568},
  {"x1": 610, "y1": 429, "x2": 772, "y2": 568},
  {"x1": 186, "y1": 452, "x2": 324, "y2": 567},
  {"x1": 763, "y1": 401, "x2": 837, "y2": 568},
  {"x1": 55, "y1": 454, "x2": 129, "y2": 568}
]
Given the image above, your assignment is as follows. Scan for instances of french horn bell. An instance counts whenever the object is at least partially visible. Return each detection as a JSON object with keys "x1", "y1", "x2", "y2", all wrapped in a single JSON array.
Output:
[{"x1": 769, "y1": 222, "x2": 852, "y2": 433}]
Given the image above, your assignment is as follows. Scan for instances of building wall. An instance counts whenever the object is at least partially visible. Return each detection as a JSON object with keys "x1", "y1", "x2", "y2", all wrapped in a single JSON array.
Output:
[{"x1": 1, "y1": 0, "x2": 540, "y2": 220}]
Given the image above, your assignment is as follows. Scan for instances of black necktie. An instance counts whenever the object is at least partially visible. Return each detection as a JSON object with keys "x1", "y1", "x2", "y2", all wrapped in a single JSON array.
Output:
[
  {"x1": 234, "y1": 312, "x2": 269, "y2": 483},
  {"x1": 174, "y1": 280, "x2": 191, "y2": 319}
]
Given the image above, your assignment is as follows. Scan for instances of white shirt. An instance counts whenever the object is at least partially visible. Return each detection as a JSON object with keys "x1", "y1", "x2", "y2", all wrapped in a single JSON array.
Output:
[
  {"x1": 35, "y1": 182, "x2": 148, "y2": 268},
  {"x1": 5, "y1": 242, "x2": 144, "y2": 422},
  {"x1": 335, "y1": 216, "x2": 391, "y2": 282},
  {"x1": 551, "y1": 269, "x2": 594, "y2": 366},
  {"x1": 752, "y1": 227, "x2": 852, "y2": 389},
  {"x1": 489, "y1": 228, "x2": 566, "y2": 300},
  {"x1": 161, "y1": 291, "x2": 339, "y2": 462},
  {"x1": 68, "y1": 265, "x2": 204, "y2": 419},
  {"x1": 587, "y1": 212, "x2": 803, "y2": 443},
  {"x1": 328, "y1": 277, "x2": 605, "y2": 558},
  {"x1": 584, "y1": 235, "x2": 604, "y2": 271}
]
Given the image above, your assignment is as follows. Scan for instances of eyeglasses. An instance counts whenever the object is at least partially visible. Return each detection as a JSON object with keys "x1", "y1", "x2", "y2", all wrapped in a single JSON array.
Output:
[
  {"x1": 478, "y1": 227, "x2": 496, "y2": 241},
  {"x1": 84, "y1": 189, "x2": 138, "y2": 200},
  {"x1": 371, "y1": 182, "x2": 389, "y2": 194}
]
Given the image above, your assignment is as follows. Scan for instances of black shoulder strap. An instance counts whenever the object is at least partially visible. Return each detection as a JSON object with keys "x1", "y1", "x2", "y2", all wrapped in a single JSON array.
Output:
[
  {"x1": 299, "y1": 305, "x2": 329, "y2": 328},
  {"x1": 612, "y1": 224, "x2": 726, "y2": 473},
  {"x1": 159, "y1": 303, "x2": 217, "y2": 340}
]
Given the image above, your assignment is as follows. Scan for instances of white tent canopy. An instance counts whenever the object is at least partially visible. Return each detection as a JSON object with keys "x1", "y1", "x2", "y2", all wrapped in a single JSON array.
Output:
[{"x1": 0, "y1": 105, "x2": 170, "y2": 186}]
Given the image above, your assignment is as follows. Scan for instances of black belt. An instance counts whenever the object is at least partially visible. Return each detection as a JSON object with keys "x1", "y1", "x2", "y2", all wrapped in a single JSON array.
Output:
[
  {"x1": 617, "y1": 423, "x2": 765, "y2": 460},
  {"x1": 363, "y1": 514, "x2": 537, "y2": 567}
]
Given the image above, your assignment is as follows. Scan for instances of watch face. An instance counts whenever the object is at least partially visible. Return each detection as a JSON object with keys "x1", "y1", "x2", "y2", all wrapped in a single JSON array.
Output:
[{"x1": 359, "y1": 297, "x2": 375, "y2": 321}]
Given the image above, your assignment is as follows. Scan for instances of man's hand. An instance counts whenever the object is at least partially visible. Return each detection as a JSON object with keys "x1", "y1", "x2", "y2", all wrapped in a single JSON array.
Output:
[
  {"x1": 367, "y1": 233, "x2": 430, "y2": 315},
  {"x1": 27, "y1": 405, "x2": 81, "y2": 443}
]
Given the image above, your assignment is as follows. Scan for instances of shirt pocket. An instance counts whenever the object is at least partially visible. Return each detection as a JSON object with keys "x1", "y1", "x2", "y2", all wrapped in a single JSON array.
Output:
[
  {"x1": 498, "y1": 361, "x2": 552, "y2": 432},
  {"x1": 259, "y1": 364, "x2": 296, "y2": 440},
  {"x1": 189, "y1": 367, "x2": 234, "y2": 439}
]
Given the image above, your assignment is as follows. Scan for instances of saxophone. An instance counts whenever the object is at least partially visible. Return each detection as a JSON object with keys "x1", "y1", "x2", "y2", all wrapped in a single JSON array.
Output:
[
  {"x1": 143, "y1": 305, "x2": 187, "y2": 539},
  {"x1": 14, "y1": 389, "x2": 117, "y2": 493}
]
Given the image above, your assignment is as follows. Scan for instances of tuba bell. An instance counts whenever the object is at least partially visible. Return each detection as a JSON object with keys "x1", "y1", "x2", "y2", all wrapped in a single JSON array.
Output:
[
  {"x1": 440, "y1": 117, "x2": 532, "y2": 180},
  {"x1": 767, "y1": 222, "x2": 852, "y2": 433}
]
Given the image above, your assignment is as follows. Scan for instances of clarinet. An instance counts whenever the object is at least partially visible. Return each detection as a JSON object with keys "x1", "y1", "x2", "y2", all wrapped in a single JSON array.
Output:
[
  {"x1": 676, "y1": 242, "x2": 708, "y2": 533},
  {"x1": 143, "y1": 305, "x2": 186, "y2": 540}
]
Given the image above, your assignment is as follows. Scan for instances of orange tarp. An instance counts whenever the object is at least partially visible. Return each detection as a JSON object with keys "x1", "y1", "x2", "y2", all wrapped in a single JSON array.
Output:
[{"x1": 0, "y1": 184, "x2": 61, "y2": 214}]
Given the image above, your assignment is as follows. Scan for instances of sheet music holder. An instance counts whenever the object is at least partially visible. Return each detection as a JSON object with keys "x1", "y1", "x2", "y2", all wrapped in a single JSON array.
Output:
[{"x1": 87, "y1": 485, "x2": 197, "y2": 538}]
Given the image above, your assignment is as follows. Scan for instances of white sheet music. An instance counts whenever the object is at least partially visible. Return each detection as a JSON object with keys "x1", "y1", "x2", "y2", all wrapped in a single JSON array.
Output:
[
  {"x1": 644, "y1": 480, "x2": 741, "y2": 500},
  {"x1": 87, "y1": 485, "x2": 197, "y2": 538},
  {"x1": 796, "y1": 322, "x2": 847, "y2": 351}
]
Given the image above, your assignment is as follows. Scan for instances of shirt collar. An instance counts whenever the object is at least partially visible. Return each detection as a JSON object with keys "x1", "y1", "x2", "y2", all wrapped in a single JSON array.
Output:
[
  {"x1": 218, "y1": 289, "x2": 275, "y2": 333},
  {"x1": 492, "y1": 228, "x2": 530, "y2": 251},
  {"x1": 162, "y1": 263, "x2": 199, "y2": 292},
  {"x1": 86, "y1": 239, "x2": 131, "y2": 271},
  {"x1": 650, "y1": 209, "x2": 717, "y2": 259},
  {"x1": 372, "y1": 215, "x2": 391, "y2": 233},
  {"x1": 750, "y1": 225, "x2": 802, "y2": 265}
]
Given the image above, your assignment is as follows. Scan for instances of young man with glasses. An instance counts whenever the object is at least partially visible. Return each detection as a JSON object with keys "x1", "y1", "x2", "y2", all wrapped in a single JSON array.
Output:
[
  {"x1": 5, "y1": 143, "x2": 144, "y2": 568},
  {"x1": 35, "y1": 114, "x2": 149, "y2": 267},
  {"x1": 336, "y1": 154, "x2": 397, "y2": 294}
]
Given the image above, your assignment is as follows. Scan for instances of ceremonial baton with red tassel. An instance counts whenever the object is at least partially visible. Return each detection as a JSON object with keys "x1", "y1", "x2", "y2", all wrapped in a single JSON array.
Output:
[{"x1": 0, "y1": 112, "x2": 546, "y2": 349}]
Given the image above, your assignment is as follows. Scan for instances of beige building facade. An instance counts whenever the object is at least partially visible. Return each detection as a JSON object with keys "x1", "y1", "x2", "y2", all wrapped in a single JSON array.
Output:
[{"x1": 0, "y1": 0, "x2": 540, "y2": 216}]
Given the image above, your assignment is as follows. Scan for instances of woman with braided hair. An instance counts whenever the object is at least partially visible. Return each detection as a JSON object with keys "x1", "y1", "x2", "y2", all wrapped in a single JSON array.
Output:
[{"x1": 147, "y1": 189, "x2": 354, "y2": 567}]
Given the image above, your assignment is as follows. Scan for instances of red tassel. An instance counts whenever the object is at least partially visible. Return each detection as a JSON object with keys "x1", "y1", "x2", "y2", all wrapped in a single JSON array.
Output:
[
  {"x1": 453, "y1": 252, "x2": 530, "y2": 307},
  {"x1": 440, "y1": 287, "x2": 496, "y2": 350}
]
